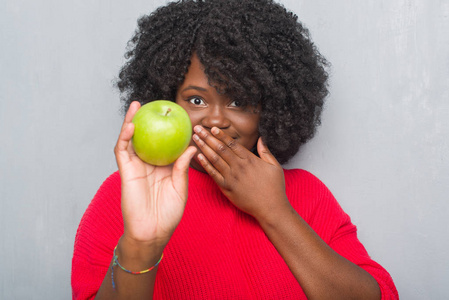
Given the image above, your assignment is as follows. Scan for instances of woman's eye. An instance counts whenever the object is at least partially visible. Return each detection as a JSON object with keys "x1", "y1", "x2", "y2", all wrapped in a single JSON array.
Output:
[
  {"x1": 188, "y1": 97, "x2": 205, "y2": 106},
  {"x1": 229, "y1": 100, "x2": 242, "y2": 107}
]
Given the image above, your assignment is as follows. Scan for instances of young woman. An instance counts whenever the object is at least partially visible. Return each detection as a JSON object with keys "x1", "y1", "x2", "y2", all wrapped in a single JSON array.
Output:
[{"x1": 72, "y1": 0, "x2": 398, "y2": 299}]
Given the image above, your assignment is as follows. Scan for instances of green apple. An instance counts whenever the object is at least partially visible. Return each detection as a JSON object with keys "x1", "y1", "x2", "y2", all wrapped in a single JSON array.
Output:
[{"x1": 132, "y1": 100, "x2": 192, "y2": 166}]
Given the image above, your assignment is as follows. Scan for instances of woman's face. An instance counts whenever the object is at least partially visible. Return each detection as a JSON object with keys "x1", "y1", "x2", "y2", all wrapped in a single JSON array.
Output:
[{"x1": 176, "y1": 54, "x2": 261, "y2": 171}]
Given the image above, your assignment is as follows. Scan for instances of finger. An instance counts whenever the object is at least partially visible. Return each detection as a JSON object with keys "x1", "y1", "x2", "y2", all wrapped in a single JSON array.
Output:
[
  {"x1": 116, "y1": 101, "x2": 141, "y2": 151},
  {"x1": 172, "y1": 146, "x2": 197, "y2": 198},
  {"x1": 114, "y1": 101, "x2": 141, "y2": 167},
  {"x1": 192, "y1": 127, "x2": 230, "y2": 174},
  {"x1": 114, "y1": 122, "x2": 134, "y2": 167},
  {"x1": 197, "y1": 152, "x2": 225, "y2": 185},
  {"x1": 257, "y1": 137, "x2": 280, "y2": 166},
  {"x1": 209, "y1": 126, "x2": 249, "y2": 159},
  {"x1": 125, "y1": 101, "x2": 141, "y2": 123}
]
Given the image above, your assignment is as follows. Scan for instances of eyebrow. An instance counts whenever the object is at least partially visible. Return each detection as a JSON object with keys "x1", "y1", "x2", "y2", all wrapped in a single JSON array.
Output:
[{"x1": 181, "y1": 85, "x2": 208, "y2": 93}]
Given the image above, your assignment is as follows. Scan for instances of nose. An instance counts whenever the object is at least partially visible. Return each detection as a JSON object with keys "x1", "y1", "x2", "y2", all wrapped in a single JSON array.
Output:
[{"x1": 201, "y1": 105, "x2": 231, "y2": 130}]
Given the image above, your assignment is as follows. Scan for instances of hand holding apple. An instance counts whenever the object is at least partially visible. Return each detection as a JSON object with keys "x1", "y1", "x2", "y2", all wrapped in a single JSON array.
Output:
[
  {"x1": 114, "y1": 100, "x2": 197, "y2": 253},
  {"x1": 132, "y1": 100, "x2": 192, "y2": 166}
]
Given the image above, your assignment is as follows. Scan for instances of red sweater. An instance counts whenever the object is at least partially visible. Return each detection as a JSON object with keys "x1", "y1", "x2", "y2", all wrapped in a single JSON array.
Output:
[{"x1": 72, "y1": 168, "x2": 398, "y2": 299}]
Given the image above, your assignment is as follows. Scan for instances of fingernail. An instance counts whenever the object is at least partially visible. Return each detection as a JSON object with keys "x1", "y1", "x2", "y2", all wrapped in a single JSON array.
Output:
[
  {"x1": 194, "y1": 125, "x2": 202, "y2": 133},
  {"x1": 193, "y1": 134, "x2": 200, "y2": 141},
  {"x1": 212, "y1": 127, "x2": 219, "y2": 135}
]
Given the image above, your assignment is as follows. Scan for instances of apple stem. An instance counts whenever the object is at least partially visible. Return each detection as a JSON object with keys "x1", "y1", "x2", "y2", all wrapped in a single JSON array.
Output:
[{"x1": 165, "y1": 108, "x2": 171, "y2": 116}]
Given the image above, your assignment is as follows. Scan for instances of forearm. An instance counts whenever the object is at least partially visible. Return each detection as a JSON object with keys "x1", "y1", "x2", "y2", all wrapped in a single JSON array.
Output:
[
  {"x1": 95, "y1": 236, "x2": 164, "y2": 300},
  {"x1": 257, "y1": 201, "x2": 381, "y2": 300}
]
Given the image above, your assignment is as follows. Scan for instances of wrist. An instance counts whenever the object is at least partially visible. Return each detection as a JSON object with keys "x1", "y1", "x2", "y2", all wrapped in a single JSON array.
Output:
[
  {"x1": 117, "y1": 235, "x2": 165, "y2": 270},
  {"x1": 253, "y1": 195, "x2": 293, "y2": 228}
]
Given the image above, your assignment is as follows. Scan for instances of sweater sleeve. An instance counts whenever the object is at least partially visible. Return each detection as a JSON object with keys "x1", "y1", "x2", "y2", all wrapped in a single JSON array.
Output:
[
  {"x1": 71, "y1": 171, "x2": 124, "y2": 300},
  {"x1": 285, "y1": 169, "x2": 399, "y2": 299}
]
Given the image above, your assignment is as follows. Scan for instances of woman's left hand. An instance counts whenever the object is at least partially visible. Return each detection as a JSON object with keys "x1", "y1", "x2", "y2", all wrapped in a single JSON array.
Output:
[
  {"x1": 192, "y1": 125, "x2": 290, "y2": 221},
  {"x1": 193, "y1": 125, "x2": 383, "y2": 300}
]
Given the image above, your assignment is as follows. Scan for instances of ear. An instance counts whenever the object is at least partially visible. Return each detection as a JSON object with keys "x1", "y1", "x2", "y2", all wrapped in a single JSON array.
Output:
[{"x1": 257, "y1": 137, "x2": 280, "y2": 166}]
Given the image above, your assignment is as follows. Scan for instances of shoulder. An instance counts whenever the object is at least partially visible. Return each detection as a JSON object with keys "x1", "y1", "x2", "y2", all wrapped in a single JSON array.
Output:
[
  {"x1": 73, "y1": 171, "x2": 123, "y2": 258},
  {"x1": 283, "y1": 168, "x2": 334, "y2": 209},
  {"x1": 283, "y1": 168, "x2": 332, "y2": 199},
  {"x1": 283, "y1": 168, "x2": 350, "y2": 236},
  {"x1": 93, "y1": 170, "x2": 121, "y2": 200},
  {"x1": 79, "y1": 171, "x2": 122, "y2": 225},
  {"x1": 84, "y1": 170, "x2": 122, "y2": 225},
  {"x1": 283, "y1": 168, "x2": 320, "y2": 182}
]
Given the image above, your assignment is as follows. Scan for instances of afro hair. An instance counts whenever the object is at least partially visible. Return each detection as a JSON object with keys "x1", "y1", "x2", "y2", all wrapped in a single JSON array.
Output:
[{"x1": 117, "y1": 0, "x2": 329, "y2": 164}]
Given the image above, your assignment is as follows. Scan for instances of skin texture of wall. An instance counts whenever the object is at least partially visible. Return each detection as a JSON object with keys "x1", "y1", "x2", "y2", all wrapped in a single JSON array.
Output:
[{"x1": 1, "y1": 0, "x2": 448, "y2": 298}]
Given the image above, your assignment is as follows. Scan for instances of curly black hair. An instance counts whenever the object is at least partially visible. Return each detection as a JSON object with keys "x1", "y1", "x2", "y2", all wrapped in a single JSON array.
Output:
[{"x1": 117, "y1": 0, "x2": 329, "y2": 164}]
